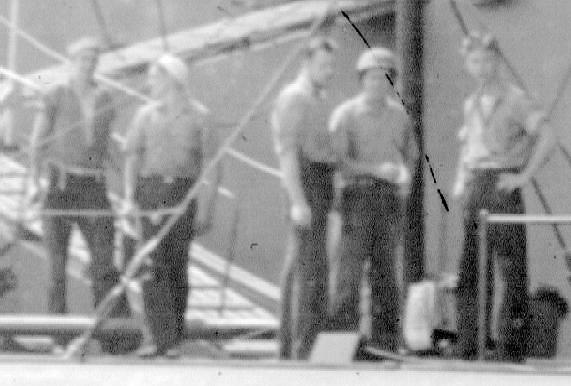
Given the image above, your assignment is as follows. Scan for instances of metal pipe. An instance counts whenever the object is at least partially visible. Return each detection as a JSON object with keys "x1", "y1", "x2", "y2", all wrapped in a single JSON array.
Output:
[
  {"x1": 487, "y1": 214, "x2": 571, "y2": 225},
  {"x1": 398, "y1": 0, "x2": 425, "y2": 285},
  {"x1": 477, "y1": 209, "x2": 489, "y2": 361},
  {"x1": 7, "y1": 0, "x2": 20, "y2": 71}
]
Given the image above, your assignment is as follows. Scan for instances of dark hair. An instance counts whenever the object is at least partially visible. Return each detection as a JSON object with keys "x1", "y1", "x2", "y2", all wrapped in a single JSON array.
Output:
[{"x1": 302, "y1": 37, "x2": 337, "y2": 60}]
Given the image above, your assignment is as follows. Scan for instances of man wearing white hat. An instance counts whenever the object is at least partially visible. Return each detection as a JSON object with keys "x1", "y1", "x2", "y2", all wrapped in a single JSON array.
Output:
[
  {"x1": 328, "y1": 47, "x2": 416, "y2": 352},
  {"x1": 124, "y1": 53, "x2": 221, "y2": 358},
  {"x1": 30, "y1": 36, "x2": 136, "y2": 354}
]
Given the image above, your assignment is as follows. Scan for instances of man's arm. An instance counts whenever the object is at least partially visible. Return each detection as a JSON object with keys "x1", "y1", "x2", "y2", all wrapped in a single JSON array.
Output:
[
  {"x1": 518, "y1": 121, "x2": 555, "y2": 182},
  {"x1": 123, "y1": 108, "x2": 146, "y2": 204},
  {"x1": 29, "y1": 89, "x2": 57, "y2": 187},
  {"x1": 497, "y1": 97, "x2": 556, "y2": 192},
  {"x1": 196, "y1": 119, "x2": 223, "y2": 233},
  {"x1": 273, "y1": 92, "x2": 308, "y2": 215}
]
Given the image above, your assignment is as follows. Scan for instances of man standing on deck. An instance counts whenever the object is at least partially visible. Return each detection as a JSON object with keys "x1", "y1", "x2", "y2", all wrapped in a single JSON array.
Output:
[
  {"x1": 124, "y1": 54, "x2": 221, "y2": 358},
  {"x1": 452, "y1": 32, "x2": 555, "y2": 362},
  {"x1": 271, "y1": 37, "x2": 337, "y2": 360},
  {"x1": 327, "y1": 47, "x2": 416, "y2": 353},
  {"x1": 30, "y1": 37, "x2": 136, "y2": 354}
]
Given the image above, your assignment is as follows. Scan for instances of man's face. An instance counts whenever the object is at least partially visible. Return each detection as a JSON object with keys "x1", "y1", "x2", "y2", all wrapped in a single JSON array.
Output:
[
  {"x1": 465, "y1": 48, "x2": 499, "y2": 83},
  {"x1": 307, "y1": 49, "x2": 334, "y2": 89},
  {"x1": 361, "y1": 67, "x2": 393, "y2": 99},
  {"x1": 72, "y1": 49, "x2": 99, "y2": 80}
]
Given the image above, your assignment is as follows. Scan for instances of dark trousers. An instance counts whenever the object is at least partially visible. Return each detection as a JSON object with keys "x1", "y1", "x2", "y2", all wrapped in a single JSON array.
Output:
[
  {"x1": 279, "y1": 161, "x2": 333, "y2": 360},
  {"x1": 136, "y1": 177, "x2": 196, "y2": 352},
  {"x1": 457, "y1": 169, "x2": 529, "y2": 361},
  {"x1": 329, "y1": 179, "x2": 401, "y2": 352},
  {"x1": 43, "y1": 171, "x2": 132, "y2": 350}
]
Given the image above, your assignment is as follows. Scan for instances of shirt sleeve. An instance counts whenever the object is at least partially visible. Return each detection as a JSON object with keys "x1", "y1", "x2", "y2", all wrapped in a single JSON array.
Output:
[
  {"x1": 328, "y1": 102, "x2": 352, "y2": 161},
  {"x1": 513, "y1": 92, "x2": 547, "y2": 135},
  {"x1": 272, "y1": 90, "x2": 306, "y2": 156},
  {"x1": 124, "y1": 106, "x2": 147, "y2": 157},
  {"x1": 200, "y1": 109, "x2": 220, "y2": 162}
]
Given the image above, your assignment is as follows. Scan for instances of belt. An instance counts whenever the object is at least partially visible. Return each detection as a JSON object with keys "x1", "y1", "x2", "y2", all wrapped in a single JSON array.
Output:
[
  {"x1": 49, "y1": 162, "x2": 105, "y2": 189},
  {"x1": 346, "y1": 176, "x2": 396, "y2": 189},
  {"x1": 140, "y1": 175, "x2": 192, "y2": 184},
  {"x1": 469, "y1": 167, "x2": 521, "y2": 175}
]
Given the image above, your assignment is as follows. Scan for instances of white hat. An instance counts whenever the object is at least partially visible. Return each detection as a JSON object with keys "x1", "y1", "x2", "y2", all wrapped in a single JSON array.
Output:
[
  {"x1": 155, "y1": 54, "x2": 189, "y2": 86},
  {"x1": 356, "y1": 47, "x2": 396, "y2": 73},
  {"x1": 67, "y1": 37, "x2": 102, "y2": 57}
]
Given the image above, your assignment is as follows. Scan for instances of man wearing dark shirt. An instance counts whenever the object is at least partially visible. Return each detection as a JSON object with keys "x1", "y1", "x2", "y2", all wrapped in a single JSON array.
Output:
[{"x1": 30, "y1": 37, "x2": 133, "y2": 353}]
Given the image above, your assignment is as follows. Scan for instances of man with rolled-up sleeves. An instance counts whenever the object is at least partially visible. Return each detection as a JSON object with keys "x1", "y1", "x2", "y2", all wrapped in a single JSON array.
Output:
[
  {"x1": 124, "y1": 54, "x2": 221, "y2": 358},
  {"x1": 30, "y1": 37, "x2": 135, "y2": 353},
  {"x1": 271, "y1": 37, "x2": 337, "y2": 360},
  {"x1": 328, "y1": 47, "x2": 416, "y2": 353}
]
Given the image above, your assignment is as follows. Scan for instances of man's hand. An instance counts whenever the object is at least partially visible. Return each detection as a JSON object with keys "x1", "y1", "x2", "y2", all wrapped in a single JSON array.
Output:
[
  {"x1": 26, "y1": 175, "x2": 46, "y2": 205},
  {"x1": 497, "y1": 172, "x2": 529, "y2": 194},
  {"x1": 121, "y1": 198, "x2": 138, "y2": 217},
  {"x1": 375, "y1": 162, "x2": 401, "y2": 181},
  {"x1": 290, "y1": 201, "x2": 311, "y2": 228}
]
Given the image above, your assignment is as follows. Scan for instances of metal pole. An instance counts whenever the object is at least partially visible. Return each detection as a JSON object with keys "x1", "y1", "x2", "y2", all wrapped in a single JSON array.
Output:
[
  {"x1": 397, "y1": 0, "x2": 425, "y2": 284},
  {"x1": 477, "y1": 209, "x2": 489, "y2": 361},
  {"x1": 7, "y1": 0, "x2": 19, "y2": 71}
]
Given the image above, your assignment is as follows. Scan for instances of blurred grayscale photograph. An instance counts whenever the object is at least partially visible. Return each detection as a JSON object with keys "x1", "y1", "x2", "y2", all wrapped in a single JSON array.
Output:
[{"x1": 0, "y1": 0, "x2": 570, "y2": 385}]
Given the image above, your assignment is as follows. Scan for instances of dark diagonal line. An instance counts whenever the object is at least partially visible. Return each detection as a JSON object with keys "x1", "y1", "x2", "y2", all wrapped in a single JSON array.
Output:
[{"x1": 340, "y1": 10, "x2": 370, "y2": 48}]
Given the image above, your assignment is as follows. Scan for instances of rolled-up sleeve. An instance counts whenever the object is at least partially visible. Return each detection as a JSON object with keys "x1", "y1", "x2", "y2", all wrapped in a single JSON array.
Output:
[
  {"x1": 514, "y1": 92, "x2": 547, "y2": 135},
  {"x1": 272, "y1": 90, "x2": 305, "y2": 156}
]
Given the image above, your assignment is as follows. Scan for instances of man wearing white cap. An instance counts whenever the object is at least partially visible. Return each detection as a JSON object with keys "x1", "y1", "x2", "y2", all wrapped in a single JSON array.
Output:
[
  {"x1": 30, "y1": 36, "x2": 136, "y2": 354},
  {"x1": 328, "y1": 47, "x2": 416, "y2": 352},
  {"x1": 124, "y1": 53, "x2": 221, "y2": 358}
]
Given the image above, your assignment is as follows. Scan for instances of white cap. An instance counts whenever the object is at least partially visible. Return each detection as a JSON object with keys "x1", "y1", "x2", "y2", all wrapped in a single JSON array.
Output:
[
  {"x1": 155, "y1": 54, "x2": 189, "y2": 86},
  {"x1": 67, "y1": 37, "x2": 102, "y2": 57},
  {"x1": 356, "y1": 47, "x2": 396, "y2": 73}
]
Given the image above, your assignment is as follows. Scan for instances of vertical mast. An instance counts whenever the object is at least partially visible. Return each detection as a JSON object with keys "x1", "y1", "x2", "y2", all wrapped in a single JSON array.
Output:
[{"x1": 397, "y1": 0, "x2": 425, "y2": 285}]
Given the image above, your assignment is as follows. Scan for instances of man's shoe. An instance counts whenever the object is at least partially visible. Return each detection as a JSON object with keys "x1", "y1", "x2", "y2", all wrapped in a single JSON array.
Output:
[
  {"x1": 164, "y1": 346, "x2": 181, "y2": 359},
  {"x1": 136, "y1": 344, "x2": 159, "y2": 359}
]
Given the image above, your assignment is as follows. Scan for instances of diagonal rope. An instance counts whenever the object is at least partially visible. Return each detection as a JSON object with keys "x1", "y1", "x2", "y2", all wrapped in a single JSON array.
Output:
[
  {"x1": 89, "y1": 0, "x2": 115, "y2": 49},
  {"x1": 63, "y1": 1, "x2": 339, "y2": 360}
]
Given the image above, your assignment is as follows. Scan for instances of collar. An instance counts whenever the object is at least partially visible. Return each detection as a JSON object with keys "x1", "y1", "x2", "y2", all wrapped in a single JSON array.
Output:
[{"x1": 295, "y1": 73, "x2": 326, "y2": 100}]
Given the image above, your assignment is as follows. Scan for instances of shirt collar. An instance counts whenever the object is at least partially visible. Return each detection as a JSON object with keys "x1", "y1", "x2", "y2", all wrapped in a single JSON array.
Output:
[{"x1": 295, "y1": 73, "x2": 326, "y2": 100}]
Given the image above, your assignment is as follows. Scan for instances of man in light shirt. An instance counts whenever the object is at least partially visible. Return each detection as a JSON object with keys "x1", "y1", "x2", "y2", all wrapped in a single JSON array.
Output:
[
  {"x1": 271, "y1": 37, "x2": 337, "y2": 360},
  {"x1": 327, "y1": 47, "x2": 416, "y2": 353},
  {"x1": 452, "y1": 32, "x2": 555, "y2": 362}
]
